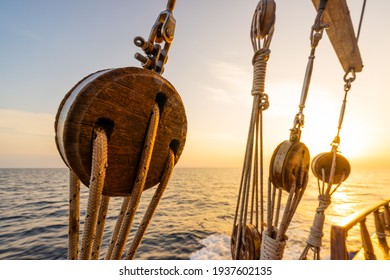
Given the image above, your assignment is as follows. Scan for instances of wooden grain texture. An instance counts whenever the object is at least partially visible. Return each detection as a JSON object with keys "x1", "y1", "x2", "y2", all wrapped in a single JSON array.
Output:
[
  {"x1": 330, "y1": 225, "x2": 348, "y2": 259},
  {"x1": 312, "y1": 0, "x2": 363, "y2": 72},
  {"x1": 330, "y1": 198, "x2": 390, "y2": 259},
  {"x1": 55, "y1": 67, "x2": 187, "y2": 196},
  {"x1": 270, "y1": 141, "x2": 310, "y2": 192}
]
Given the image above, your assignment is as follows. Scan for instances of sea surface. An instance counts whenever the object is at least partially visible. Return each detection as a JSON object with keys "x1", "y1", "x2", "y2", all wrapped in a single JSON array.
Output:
[{"x1": 0, "y1": 167, "x2": 389, "y2": 260}]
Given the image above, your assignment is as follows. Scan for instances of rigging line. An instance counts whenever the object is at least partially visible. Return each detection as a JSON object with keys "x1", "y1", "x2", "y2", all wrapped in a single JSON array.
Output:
[{"x1": 356, "y1": 0, "x2": 367, "y2": 43}]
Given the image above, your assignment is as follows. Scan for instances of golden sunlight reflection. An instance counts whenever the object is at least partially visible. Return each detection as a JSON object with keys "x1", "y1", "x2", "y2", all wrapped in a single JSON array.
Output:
[{"x1": 326, "y1": 185, "x2": 355, "y2": 224}]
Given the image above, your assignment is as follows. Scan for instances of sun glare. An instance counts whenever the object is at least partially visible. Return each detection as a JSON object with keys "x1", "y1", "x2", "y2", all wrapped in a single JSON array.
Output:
[{"x1": 302, "y1": 108, "x2": 369, "y2": 161}]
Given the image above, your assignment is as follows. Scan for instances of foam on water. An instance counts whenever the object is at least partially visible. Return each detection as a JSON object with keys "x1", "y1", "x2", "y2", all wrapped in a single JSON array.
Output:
[{"x1": 190, "y1": 234, "x2": 232, "y2": 260}]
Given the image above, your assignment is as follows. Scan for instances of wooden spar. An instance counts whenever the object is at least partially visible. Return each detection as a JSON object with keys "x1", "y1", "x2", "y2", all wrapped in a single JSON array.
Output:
[{"x1": 312, "y1": 0, "x2": 363, "y2": 73}]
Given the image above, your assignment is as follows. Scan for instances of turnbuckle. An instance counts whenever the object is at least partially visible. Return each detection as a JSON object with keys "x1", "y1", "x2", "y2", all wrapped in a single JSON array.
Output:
[{"x1": 134, "y1": 0, "x2": 176, "y2": 74}]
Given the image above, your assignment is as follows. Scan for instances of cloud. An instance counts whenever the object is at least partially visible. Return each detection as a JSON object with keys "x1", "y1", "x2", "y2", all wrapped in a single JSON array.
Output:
[
  {"x1": 0, "y1": 109, "x2": 67, "y2": 167},
  {"x1": 203, "y1": 61, "x2": 252, "y2": 106},
  {"x1": 208, "y1": 61, "x2": 250, "y2": 87},
  {"x1": 0, "y1": 109, "x2": 54, "y2": 137}
]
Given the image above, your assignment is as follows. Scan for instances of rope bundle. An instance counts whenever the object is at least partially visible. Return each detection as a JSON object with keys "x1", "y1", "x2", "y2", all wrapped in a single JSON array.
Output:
[
  {"x1": 231, "y1": 0, "x2": 275, "y2": 260},
  {"x1": 306, "y1": 195, "x2": 331, "y2": 249},
  {"x1": 260, "y1": 228, "x2": 286, "y2": 260},
  {"x1": 67, "y1": 103, "x2": 176, "y2": 260}
]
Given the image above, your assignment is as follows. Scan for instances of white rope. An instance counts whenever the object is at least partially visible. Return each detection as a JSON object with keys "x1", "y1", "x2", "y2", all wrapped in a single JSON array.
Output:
[
  {"x1": 260, "y1": 228, "x2": 286, "y2": 260},
  {"x1": 79, "y1": 128, "x2": 108, "y2": 259}
]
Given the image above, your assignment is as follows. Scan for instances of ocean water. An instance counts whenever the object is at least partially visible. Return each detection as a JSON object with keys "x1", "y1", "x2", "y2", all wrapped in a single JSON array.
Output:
[{"x1": 0, "y1": 167, "x2": 389, "y2": 260}]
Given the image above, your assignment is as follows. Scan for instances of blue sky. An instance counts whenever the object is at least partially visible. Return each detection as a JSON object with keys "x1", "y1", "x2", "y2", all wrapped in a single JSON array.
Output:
[{"x1": 1, "y1": 0, "x2": 390, "y2": 168}]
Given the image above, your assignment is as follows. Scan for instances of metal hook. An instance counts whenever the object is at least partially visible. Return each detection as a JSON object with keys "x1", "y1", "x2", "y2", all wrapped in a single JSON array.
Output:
[{"x1": 343, "y1": 68, "x2": 356, "y2": 83}]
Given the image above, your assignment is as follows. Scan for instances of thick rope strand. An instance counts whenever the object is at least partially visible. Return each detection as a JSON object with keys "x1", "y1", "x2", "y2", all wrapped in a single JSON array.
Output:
[
  {"x1": 79, "y1": 128, "x2": 108, "y2": 259},
  {"x1": 126, "y1": 148, "x2": 175, "y2": 259},
  {"x1": 111, "y1": 104, "x2": 160, "y2": 259},
  {"x1": 105, "y1": 196, "x2": 130, "y2": 259},
  {"x1": 91, "y1": 195, "x2": 110, "y2": 259},
  {"x1": 68, "y1": 170, "x2": 80, "y2": 260}
]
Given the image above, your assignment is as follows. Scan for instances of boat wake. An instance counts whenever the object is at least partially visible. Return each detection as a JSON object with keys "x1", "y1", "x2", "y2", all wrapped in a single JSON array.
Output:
[{"x1": 189, "y1": 234, "x2": 231, "y2": 260}]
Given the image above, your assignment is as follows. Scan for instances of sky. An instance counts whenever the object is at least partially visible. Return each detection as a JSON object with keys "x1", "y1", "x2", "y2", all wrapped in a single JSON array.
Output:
[{"x1": 0, "y1": 0, "x2": 390, "y2": 169}]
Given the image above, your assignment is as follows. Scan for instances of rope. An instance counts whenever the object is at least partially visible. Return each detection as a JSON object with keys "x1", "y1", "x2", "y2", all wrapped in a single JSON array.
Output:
[
  {"x1": 126, "y1": 148, "x2": 175, "y2": 259},
  {"x1": 260, "y1": 228, "x2": 286, "y2": 260},
  {"x1": 300, "y1": 169, "x2": 333, "y2": 259},
  {"x1": 233, "y1": 66, "x2": 267, "y2": 259},
  {"x1": 306, "y1": 195, "x2": 331, "y2": 249},
  {"x1": 110, "y1": 103, "x2": 160, "y2": 259},
  {"x1": 251, "y1": 50, "x2": 270, "y2": 103},
  {"x1": 104, "y1": 196, "x2": 130, "y2": 259},
  {"x1": 79, "y1": 128, "x2": 108, "y2": 259},
  {"x1": 68, "y1": 170, "x2": 80, "y2": 260},
  {"x1": 91, "y1": 195, "x2": 110, "y2": 260},
  {"x1": 231, "y1": 1, "x2": 275, "y2": 260}
]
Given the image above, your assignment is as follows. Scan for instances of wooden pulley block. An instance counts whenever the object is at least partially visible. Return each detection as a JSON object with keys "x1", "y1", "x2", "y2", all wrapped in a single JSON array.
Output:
[
  {"x1": 269, "y1": 140, "x2": 310, "y2": 192},
  {"x1": 311, "y1": 152, "x2": 351, "y2": 184},
  {"x1": 55, "y1": 67, "x2": 187, "y2": 196},
  {"x1": 259, "y1": 0, "x2": 276, "y2": 38},
  {"x1": 231, "y1": 224, "x2": 261, "y2": 260}
]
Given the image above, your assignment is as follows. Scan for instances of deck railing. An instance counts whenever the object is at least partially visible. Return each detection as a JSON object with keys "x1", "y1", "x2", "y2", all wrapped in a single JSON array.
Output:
[{"x1": 330, "y1": 197, "x2": 390, "y2": 260}]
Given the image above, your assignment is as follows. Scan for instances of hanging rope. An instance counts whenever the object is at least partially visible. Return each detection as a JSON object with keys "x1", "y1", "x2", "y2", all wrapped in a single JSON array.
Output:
[
  {"x1": 110, "y1": 103, "x2": 160, "y2": 259},
  {"x1": 104, "y1": 196, "x2": 130, "y2": 259},
  {"x1": 59, "y1": 0, "x2": 184, "y2": 261},
  {"x1": 125, "y1": 148, "x2": 175, "y2": 259},
  {"x1": 66, "y1": 101, "x2": 180, "y2": 260},
  {"x1": 79, "y1": 128, "x2": 108, "y2": 260},
  {"x1": 261, "y1": 167, "x2": 308, "y2": 259},
  {"x1": 68, "y1": 170, "x2": 80, "y2": 260},
  {"x1": 231, "y1": 0, "x2": 275, "y2": 260},
  {"x1": 91, "y1": 195, "x2": 110, "y2": 259}
]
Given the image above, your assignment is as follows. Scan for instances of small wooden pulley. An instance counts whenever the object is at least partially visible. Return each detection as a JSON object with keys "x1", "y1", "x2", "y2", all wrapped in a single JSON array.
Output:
[
  {"x1": 311, "y1": 152, "x2": 351, "y2": 184},
  {"x1": 231, "y1": 224, "x2": 261, "y2": 260},
  {"x1": 269, "y1": 140, "x2": 310, "y2": 192},
  {"x1": 55, "y1": 67, "x2": 187, "y2": 196}
]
